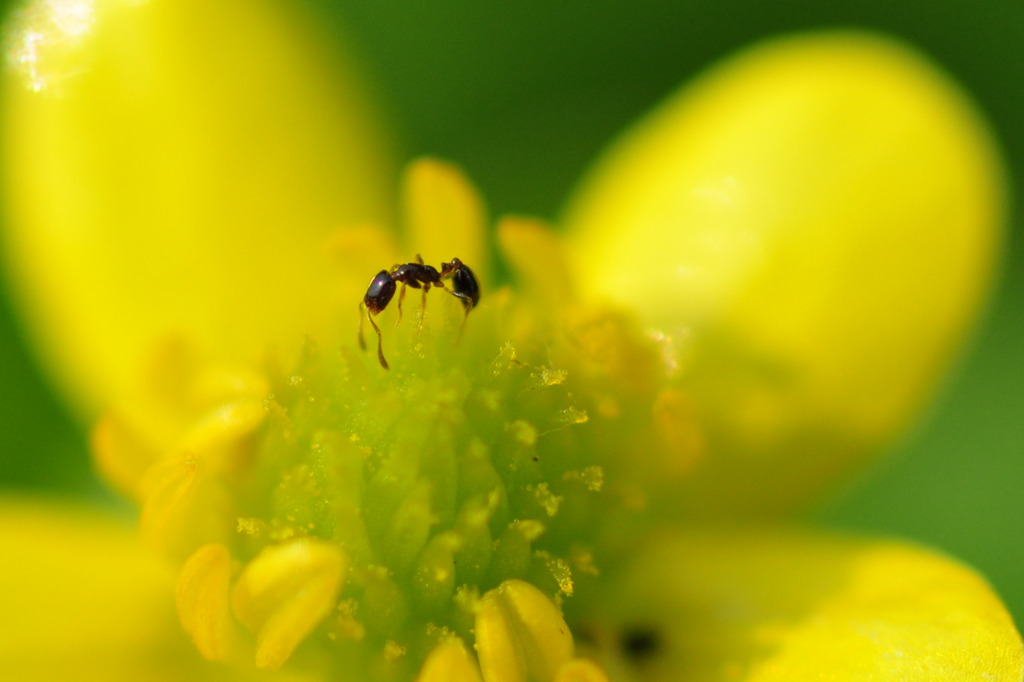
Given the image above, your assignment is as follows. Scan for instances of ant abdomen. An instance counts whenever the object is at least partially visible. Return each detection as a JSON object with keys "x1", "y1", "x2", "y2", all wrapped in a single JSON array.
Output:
[{"x1": 364, "y1": 270, "x2": 396, "y2": 314}]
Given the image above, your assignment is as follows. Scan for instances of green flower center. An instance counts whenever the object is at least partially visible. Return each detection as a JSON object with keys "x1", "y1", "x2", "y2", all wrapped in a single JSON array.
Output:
[
  {"x1": 127, "y1": 275, "x2": 692, "y2": 679},
  {"x1": 247, "y1": 296, "x2": 611, "y2": 670}
]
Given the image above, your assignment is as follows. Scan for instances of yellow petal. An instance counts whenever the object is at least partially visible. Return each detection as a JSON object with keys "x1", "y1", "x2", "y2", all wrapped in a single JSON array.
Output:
[
  {"x1": 586, "y1": 527, "x2": 1023, "y2": 681},
  {"x1": 0, "y1": 498, "x2": 204, "y2": 679},
  {"x1": 325, "y1": 223, "x2": 402, "y2": 295},
  {"x1": 498, "y1": 216, "x2": 575, "y2": 309},
  {"x1": 564, "y1": 32, "x2": 1005, "y2": 513},
  {"x1": 231, "y1": 538, "x2": 347, "y2": 669},
  {"x1": 1, "y1": 0, "x2": 395, "y2": 418},
  {"x1": 474, "y1": 579, "x2": 574, "y2": 682},
  {"x1": 403, "y1": 158, "x2": 490, "y2": 283}
]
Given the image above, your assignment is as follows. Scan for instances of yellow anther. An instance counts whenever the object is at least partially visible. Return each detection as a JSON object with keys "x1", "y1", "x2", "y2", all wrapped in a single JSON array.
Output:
[
  {"x1": 554, "y1": 658, "x2": 611, "y2": 682},
  {"x1": 137, "y1": 399, "x2": 266, "y2": 554},
  {"x1": 414, "y1": 531, "x2": 464, "y2": 612},
  {"x1": 178, "y1": 399, "x2": 267, "y2": 469},
  {"x1": 475, "y1": 579, "x2": 574, "y2": 682},
  {"x1": 231, "y1": 538, "x2": 347, "y2": 669},
  {"x1": 139, "y1": 451, "x2": 220, "y2": 554},
  {"x1": 416, "y1": 637, "x2": 484, "y2": 682},
  {"x1": 175, "y1": 543, "x2": 238, "y2": 661}
]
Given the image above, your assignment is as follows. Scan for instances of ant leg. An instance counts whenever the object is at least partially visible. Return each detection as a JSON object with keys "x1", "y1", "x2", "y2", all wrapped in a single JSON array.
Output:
[
  {"x1": 417, "y1": 284, "x2": 430, "y2": 331},
  {"x1": 396, "y1": 284, "x2": 407, "y2": 326},
  {"x1": 456, "y1": 295, "x2": 473, "y2": 343},
  {"x1": 441, "y1": 287, "x2": 474, "y2": 313},
  {"x1": 442, "y1": 289, "x2": 474, "y2": 343},
  {"x1": 358, "y1": 302, "x2": 367, "y2": 350},
  {"x1": 367, "y1": 311, "x2": 389, "y2": 369}
]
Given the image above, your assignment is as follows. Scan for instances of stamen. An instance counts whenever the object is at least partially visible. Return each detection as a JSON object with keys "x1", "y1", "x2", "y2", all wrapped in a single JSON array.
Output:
[
  {"x1": 416, "y1": 637, "x2": 484, "y2": 682},
  {"x1": 230, "y1": 538, "x2": 348, "y2": 668},
  {"x1": 554, "y1": 658, "x2": 611, "y2": 682},
  {"x1": 475, "y1": 579, "x2": 574, "y2": 682},
  {"x1": 176, "y1": 543, "x2": 238, "y2": 661}
]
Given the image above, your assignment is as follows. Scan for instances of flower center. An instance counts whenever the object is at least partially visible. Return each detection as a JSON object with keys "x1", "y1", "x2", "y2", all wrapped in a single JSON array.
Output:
[{"x1": 103, "y1": 272, "x2": 693, "y2": 680}]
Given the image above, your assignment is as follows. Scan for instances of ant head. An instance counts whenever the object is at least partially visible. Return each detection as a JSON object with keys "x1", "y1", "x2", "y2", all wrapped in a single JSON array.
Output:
[{"x1": 440, "y1": 257, "x2": 463, "y2": 277}]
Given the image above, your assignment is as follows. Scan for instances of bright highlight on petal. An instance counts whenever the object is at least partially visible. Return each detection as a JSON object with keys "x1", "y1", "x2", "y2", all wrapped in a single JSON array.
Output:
[
  {"x1": 1, "y1": 0, "x2": 395, "y2": 417},
  {"x1": 565, "y1": 32, "x2": 1006, "y2": 514},
  {"x1": 588, "y1": 528, "x2": 1024, "y2": 682},
  {"x1": 475, "y1": 579, "x2": 575, "y2": 682},
  {"x1": 231, "y1": 538, "x2": 348, "y2": 669}
]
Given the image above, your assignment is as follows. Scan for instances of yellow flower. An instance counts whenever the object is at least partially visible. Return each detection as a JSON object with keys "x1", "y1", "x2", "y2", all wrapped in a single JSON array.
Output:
[{"x1": 1, "y1": 1, "x2": 1020, "y2": 681}]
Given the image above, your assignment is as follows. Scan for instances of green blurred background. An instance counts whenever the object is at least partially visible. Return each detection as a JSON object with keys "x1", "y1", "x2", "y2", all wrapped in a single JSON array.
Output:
[{"x1": 1, "y1": 0, "x2": 1021, "y2": 625}]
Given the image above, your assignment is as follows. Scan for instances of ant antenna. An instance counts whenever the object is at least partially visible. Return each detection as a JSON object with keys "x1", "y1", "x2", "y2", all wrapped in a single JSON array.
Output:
[{"x1": 364, "y1": 303, "x2": 389, "y2": 369}]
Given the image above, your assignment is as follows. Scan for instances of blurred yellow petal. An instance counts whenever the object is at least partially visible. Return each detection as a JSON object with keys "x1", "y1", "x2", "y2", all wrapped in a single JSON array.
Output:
[
  {"x1": 1, "y1": 0, "x2": 395, "y2": 417},
  {"x1": 403, "y1": 158, "x2": 490, "y2": 283},
  {"x1": 0, "y1": 500, "x2": 338, "y2": 680},
  {"x1": 564, "y1": 32, "x2": 1005, "y2": 514},
  {"x1": 586, "y1": 528, "x2": 1023, "y2": 682},
  {"x1": 498, "y1": 216, "x2": 575, "y2": 310},
  {"x1": 0, "y1": 498, "x2": 202, "y2": 679},
  {"x1": 325, "y1": 223, "x2": 402, "y2": 293}
]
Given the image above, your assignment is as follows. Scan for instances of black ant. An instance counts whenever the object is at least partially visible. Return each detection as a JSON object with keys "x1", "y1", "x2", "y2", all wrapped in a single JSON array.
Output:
[{"x1": 358, "y1": 255, "x2": 480, "y2": 369}]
